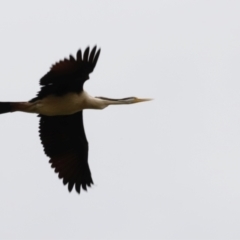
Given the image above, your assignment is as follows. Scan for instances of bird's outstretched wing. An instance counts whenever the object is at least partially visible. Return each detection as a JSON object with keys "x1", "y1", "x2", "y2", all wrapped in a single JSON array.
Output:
[
  {"x1": 39, "y1": 111, "x2": 93, "y2": 193},
  {"x1": 31, "y1": 46, "x2": 101, "y2": 101}
]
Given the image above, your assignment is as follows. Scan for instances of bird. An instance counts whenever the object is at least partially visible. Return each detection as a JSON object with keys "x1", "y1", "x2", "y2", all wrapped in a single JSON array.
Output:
[{"x1": 0, "y1": 46, "x2": 151, "y2": 194}]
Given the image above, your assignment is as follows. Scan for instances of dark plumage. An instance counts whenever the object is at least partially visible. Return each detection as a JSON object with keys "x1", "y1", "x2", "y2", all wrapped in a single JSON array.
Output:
[
  {"x1": 39, "y1": 112, "x2": 93, "y2": 193},
  {"x1": 30, "y1": 46, "x2": 100, "y2": 102},
  {"x1": 0, "y1": 102, "x2": 12, "y2": 114}
]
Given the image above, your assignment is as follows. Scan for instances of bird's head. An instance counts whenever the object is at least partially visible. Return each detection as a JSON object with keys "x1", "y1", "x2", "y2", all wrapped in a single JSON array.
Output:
[{"x1": 121, "y1": 97, "x2": 153, "y2": 104}]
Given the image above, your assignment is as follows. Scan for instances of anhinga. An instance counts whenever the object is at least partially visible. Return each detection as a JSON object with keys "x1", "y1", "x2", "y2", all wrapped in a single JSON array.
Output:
[{"x1": 0, "y1": 46, "x2": 151, "y2": 194}]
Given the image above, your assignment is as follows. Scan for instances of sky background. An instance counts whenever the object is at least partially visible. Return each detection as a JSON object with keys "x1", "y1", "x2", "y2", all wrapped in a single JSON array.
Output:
[{"x1": 0, "y1": 0, "x2": 240, "y2": 239}]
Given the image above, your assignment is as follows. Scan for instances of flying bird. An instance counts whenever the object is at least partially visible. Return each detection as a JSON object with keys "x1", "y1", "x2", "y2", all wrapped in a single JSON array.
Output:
[{"x1": 0, "y1": 46, "x2": 151, "y2": 194}]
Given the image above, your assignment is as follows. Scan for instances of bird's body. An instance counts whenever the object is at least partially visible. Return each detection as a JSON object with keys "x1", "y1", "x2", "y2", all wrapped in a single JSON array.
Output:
[
  {"x1": 0, "y1": 46, "x2": 151, "y2": 194},
  {"x1": 18, "y1": 91, "x2": 106, "y2": 116}
]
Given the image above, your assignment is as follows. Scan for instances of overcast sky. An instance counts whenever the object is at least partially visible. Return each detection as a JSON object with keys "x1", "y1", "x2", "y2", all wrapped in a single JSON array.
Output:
[{"x1": 0, "y1": 1, "x2": 240, "y2": 239}]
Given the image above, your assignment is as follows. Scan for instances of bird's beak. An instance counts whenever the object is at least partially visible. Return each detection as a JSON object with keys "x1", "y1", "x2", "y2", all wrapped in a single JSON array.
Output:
[{"x1": 134, "y1": 98, "x2": 153, "y2": 103}]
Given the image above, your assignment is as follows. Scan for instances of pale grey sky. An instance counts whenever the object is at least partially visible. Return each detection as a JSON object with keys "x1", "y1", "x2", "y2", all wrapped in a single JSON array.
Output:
[{"x1": 0, "y1": 0, "x2": 240, "y2": 239}]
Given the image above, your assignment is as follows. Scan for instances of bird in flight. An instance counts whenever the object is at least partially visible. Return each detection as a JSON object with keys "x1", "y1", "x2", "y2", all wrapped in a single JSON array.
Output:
[{"x1": 0, "y1": 46, "x2": 151, "y2": 194}]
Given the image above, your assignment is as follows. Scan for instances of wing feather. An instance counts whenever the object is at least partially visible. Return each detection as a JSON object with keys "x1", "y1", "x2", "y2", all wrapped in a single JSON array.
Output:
[
  {"x1": 39, "y1": 111, "x2": 93, "y2": 194},
  {"x1": 92, "y1": 49, "x2": 101, "y2": 70},
  {"x1": 89, "y1": 46, "x2": 97, "y2": 63},
  {"x1": 83, "y1": 47, "x2": 90, "y2": 62},
  {"x1": 76, "y1": 49, "x2": 82, "y2": 61}
]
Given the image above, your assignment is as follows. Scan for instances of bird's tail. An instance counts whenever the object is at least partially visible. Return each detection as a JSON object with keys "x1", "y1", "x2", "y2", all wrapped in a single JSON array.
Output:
[
  {"x1": 0, "y1": 102, "x2": 35, "y2": 114},
  {"x1": 0, "y1": 102, "x2": 13, "y2": 114}
]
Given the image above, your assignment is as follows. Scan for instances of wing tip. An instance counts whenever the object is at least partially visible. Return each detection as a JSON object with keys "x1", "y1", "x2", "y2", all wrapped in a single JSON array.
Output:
[{"x1": 66, "y1": 181, "x2": 93, "y2": 194}]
